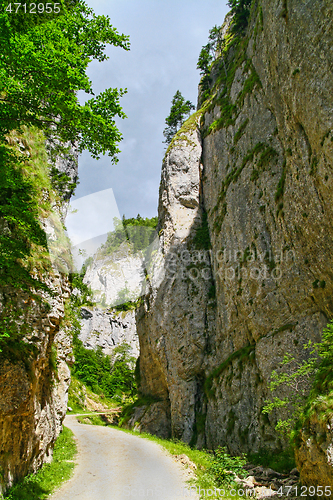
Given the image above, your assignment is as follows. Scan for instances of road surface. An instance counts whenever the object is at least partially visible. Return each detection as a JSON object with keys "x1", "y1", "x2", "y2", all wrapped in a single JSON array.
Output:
[{"x1": 51, "y1": 415, "x2": 197, "y2": 500}]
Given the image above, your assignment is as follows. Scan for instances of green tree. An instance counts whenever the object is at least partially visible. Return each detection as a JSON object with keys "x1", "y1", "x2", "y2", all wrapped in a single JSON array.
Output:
[
  {"x1": 0, "y1": 0, "x2": 130, "y2": 160},
  {"x1": 0, "y1": 0, "x2": 130, "y2": 293},
  {"x1": 262, "y1": 349, "x2": 318, "y2": 437},
  {"x1": 109, "y1": 343, "x2": 137, "y2": 399},
  {"x1": 163, "y1": 90, "x2": 195, "y2": 145},
  {"x1": 197, "y1": 43, "x2": 213, "y2": 75},
  {"x1": 0, "y1": 1, "x2": 130, "y2": 348},
  {"x1": 197, "y1": 25, "x2": 226, "y2": 99},
  {"x1": 263, "y1": 320, "x2": 333, "y2": 438},
  {"x1": 208, "y1": 25, "x2": 224, "y2": 56},
  {"x1": 208, "y1": 25, "x2": 227, "y2": 77},
  {"x1": 100, "y1": 215, "x2": 158, "y2": 256},
  {"x1": 72, "y1": 340, "x2": 136, "y2": 400},
  {"x1": 227, "y1": 0, "x2": 252, "y2": 35}
]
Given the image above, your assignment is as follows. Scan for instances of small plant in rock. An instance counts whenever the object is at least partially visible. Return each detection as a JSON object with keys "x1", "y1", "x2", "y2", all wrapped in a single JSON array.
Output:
[
  {"x1": 263, "y1": 348, "x2": 318, "y2": 437},
  {"x1": 210, "y1": 447, "x2": 247, "y2": 486},
  {"x1": 263, "y1": 320, "x2": 333, "y2": 438}
]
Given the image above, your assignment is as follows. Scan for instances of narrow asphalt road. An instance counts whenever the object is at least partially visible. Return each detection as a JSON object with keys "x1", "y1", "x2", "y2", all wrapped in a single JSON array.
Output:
[{"x1": 51, "y1": 415, "x2": 198, "y2": 500}]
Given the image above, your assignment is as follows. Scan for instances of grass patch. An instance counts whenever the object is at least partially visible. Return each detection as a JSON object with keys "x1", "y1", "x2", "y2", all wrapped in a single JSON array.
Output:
[
  {"x1": 275, "y1": 160, "x2": 287, "y2": 202},
  {"x1": 165, "y1": 109, "x2": 203, "y2": 156},
  {"x1": 237, "y1": 66, "x2": 262, "y2": 106},
  {"x1": 114, "y1": 299, "x2": 141, "y2": 312},
  {"x1": 257, "y1": 147, "x2": 278, "y2": 169},
  {"x1": 204, "y1": 101, "x2": 237, "y2": 136},
  {"x1": 67, "y1": 376, "x2": 119, "y2": 414},
  {"x1": 3, "y1": 427, "x2": 77, "y2": 500},
  {"x1": 247, "y1": 447, "x2": 295, "y2": 474},
  {"x1": 77, "y1": 414, "x2": 110, "y2": 426},
  {"x1": 310, "y1": 155, "x2": 319, "y2": 175},
  {"x1": 234, "y1": 118, "x2": 249, "y2": 144}
]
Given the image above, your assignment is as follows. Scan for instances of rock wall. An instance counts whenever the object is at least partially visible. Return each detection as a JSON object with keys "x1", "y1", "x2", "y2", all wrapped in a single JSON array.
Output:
[
  {"x1": 83, "y1": 244, "x2": 146, "y2": 307},
  {"x1": 79, "y1": 307, "x2": 139, "y2": 357},
  {"x1": 136, "y1": 0, "x2": 333, "y2": 465},
  {"x1": 0, "y1": 277, "x2": 73, "y2": 494},
  {"x1": 295, "y1": 412, "x2": 333, "y2": 491},
  {"x1": 0, "y1": 143, "x2": 77, "y2": 493},
  {"x1": 80, "y1": 241, "x2": 146, "y2": 360},
  {"x1": 137, "y1": 122, "x2": 216, "y2": 445}
]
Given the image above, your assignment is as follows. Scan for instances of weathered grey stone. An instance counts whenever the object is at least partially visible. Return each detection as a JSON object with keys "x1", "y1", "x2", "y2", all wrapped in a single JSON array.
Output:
[
  {"x1": 83, "y1": 244, "x2": 146, "y2": 307},
  {"x1": 124, "y1": 401, "x2": 171, "y2": 440},
  {"x1": 79, "y1": 307, "x2": 139, "y2": 357},
  {"x1": 136, "y1": 124, "x2": 216, "y2": 445},
  {"x1": 135, "y1": 0, "x2": 333, "y2": 480}
]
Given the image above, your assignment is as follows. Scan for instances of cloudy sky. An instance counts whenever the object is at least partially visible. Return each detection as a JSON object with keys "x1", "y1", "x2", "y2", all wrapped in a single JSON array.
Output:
[{"x1": 72, "y1": 0, "x2": 229, "y2": 223}]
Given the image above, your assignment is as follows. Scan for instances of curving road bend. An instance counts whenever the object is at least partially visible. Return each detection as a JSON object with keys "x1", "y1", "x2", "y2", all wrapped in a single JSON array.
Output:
[{"x1": 51, "y1": 415, "x2": 198, "y2": 500}]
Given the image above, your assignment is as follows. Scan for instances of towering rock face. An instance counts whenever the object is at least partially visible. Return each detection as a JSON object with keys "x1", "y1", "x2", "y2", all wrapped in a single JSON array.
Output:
[
  {"x1": 137, "y1": 122, "x2": 216, "y2": 445},
  {"x1": 80, "y1": 241, "x2": 147, "y2": 358},
  {"x1": 136, "y1": 0, "x2": 333, "y2": 462},
  {"x1": 0, "y1": 138, "x2": 77, "y2": 494},
  {"x1": 0, "y1": 277, "x2": 73, "y2": 493},
  {"x1": 83, "y1": 244, "x2": 145, "y2": 308},
  {"x1": 79, "y1": 307, "x2": 139, "y2": 357}
]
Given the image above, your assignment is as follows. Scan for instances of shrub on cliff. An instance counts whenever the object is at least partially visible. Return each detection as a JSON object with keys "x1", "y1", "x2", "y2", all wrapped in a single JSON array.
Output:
[
  {"x1": 163, "y1": 91, "x2": 195, "y2": 145},
  {"x1": 227, "y1": 0, "x2": 252, "y2": 35},
  {"x1": 263, "y1": 320, "x2": 333, "y2": 439}
]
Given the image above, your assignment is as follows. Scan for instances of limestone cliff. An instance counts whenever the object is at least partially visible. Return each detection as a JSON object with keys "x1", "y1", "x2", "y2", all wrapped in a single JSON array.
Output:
[
  {"x1": 83, "y1": 243, "x2": 145, "y2": 308},
  {"x1": 0, "y1": 277, "x2": 72, "y2": 493},
  {"x1": 136, "y1": 0, "x2": 333, "y2": 474},
  {"x1": 136, "y1": 119, "x2": 216, "y2": 445},
  {"x1": 80, "y1": 220, "x2": 157, "y2": 358},
  {"x1": 79, "y1": 307, "x2": 139, "y2": 357},
  {"x1": 0, "y1": 134, "x2": 77, "y2": 494},
  {"x1": 295, "y1": 410, "x2": 333, "y2": 490}
]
